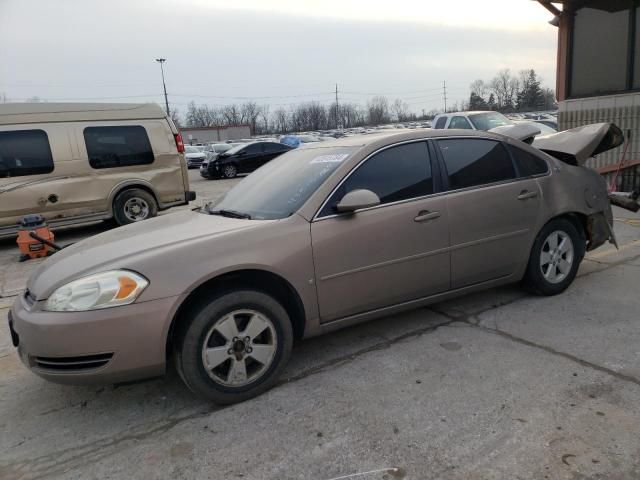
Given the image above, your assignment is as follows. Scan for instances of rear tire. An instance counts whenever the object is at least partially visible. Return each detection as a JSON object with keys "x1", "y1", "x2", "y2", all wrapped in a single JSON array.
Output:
[
  {"x1": 112, "y1": 188, "x2": 158, "y2": 226},
  {"x1": 175, "y1": 290, "x2": 293, "y2": 404},
  {"x1": 522, "y1": 218, "x2": 585, "y2": 296}
]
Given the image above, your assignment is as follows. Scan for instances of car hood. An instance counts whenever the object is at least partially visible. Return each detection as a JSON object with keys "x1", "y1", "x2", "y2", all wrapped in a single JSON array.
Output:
[
  {"x1": 533, "y1": 123, "x2": 624, "y2": 165},
  {"x1": 27, "y1": 210, "x2": 269, "y2": 299}
]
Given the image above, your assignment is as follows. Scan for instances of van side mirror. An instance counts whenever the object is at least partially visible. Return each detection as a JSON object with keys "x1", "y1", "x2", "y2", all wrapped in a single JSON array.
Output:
[{"x1": 335, "y1": 189, "x2": 381, "y2": 213}]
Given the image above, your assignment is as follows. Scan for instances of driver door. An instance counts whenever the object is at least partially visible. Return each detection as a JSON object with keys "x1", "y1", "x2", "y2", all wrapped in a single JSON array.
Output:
[{"x1": 310, "y1": 141, "x2": 450, "y2": 322}]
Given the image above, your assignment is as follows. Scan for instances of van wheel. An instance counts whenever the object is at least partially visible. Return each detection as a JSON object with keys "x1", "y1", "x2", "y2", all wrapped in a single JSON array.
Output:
[
  {"x1": 522, "y1": 218, "x2": 585, "y2": 296},
  {"x1": 223, "y1": 164, "x2": 237, "y2": 178},
  {"x1": 175, "y1": 290, "x2": 293, "y2": 404},
  {"x1": 113, "y1": 188, "x2": 158, "y2": 226}
]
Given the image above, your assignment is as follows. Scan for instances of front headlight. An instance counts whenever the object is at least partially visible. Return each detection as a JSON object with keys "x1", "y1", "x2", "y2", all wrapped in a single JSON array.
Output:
[{"x1": 43, "y1": 270, "x2": 149, "y2": 312}]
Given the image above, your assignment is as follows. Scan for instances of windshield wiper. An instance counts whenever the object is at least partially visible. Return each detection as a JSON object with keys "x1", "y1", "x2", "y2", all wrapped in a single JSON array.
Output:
[{"x1": 207, "y1": 208, "x2": 252, "y2": 219}]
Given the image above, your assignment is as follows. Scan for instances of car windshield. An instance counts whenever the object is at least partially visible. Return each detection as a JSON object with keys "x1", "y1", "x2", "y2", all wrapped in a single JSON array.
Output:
[
  {"x1": 207, "y1": 146, "x2": 357, "y2": 220},
  {"x1": 468, "y1": 112, "x2": 513, "y2": 130},
  {"x1": 185, "y1": 146, "x2": 199, "y2": 153}
]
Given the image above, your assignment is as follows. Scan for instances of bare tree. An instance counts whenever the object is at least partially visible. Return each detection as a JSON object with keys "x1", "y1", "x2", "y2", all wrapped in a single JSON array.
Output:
[
  {"x1": 221, "y1": 104, "x2": 241, "y2": 126},
  {"x1": 392, "y1": 99, "x2": 410, "y2": 122},
  {"x1": 367, "y1": 96, "x2": 390, "y2": 125},
  {"x1": 490, "y1": 69, "x2": 519, "y2": 112},
  {"x1": 273, "y1": 107, "x2": 288, "y2": 133},
  {"x1": 170, "y1": 107, "x2": 182, "y2": 127}
]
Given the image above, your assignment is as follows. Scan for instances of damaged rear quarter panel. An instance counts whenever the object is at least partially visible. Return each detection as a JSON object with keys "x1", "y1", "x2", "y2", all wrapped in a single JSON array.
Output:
[{"x1": 535, "y1": 158, "x2": 613, "y2": 250}]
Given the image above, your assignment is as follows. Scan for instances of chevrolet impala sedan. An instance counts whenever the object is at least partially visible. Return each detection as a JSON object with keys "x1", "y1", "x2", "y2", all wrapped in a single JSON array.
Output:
[{"x1": 8, "y1": 127, "x2": 619, "y2": 404}]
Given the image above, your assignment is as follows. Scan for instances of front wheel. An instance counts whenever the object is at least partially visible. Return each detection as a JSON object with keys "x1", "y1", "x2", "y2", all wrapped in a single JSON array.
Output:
[
  {"x1": 222, "y1": 163, "x2": 237, "y2": 179},
  {"x1": 522, "y1": 218, "x2": 585, "y2": 296},
  {"x1": 175, "y1": 290, "x2": 293, "y2": 404}
]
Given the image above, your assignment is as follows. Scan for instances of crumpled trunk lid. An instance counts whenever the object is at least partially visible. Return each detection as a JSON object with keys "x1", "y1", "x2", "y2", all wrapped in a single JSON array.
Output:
[{"x1": 532, "y1": 123, "x2": 624, "y2": 166}]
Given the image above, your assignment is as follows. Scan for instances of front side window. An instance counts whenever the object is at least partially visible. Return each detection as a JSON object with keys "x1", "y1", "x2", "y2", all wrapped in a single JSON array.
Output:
[
  {"x1": 243, "y1": 143, "x2": 263, "y2": 154},
  {"x1": 263, "y1": 143, "x2": 287, "y2": 153},
  {"x1": 449, "y1": 116, "x2": 473, "y2": 129},
  {"x1": 320, "y1": 142, "x2": 432, "y2": 216},
  {"x1": 438, "y1": 138, "x2": 515, "y2": 190},
  {"x1": 0, "y1": 129, "x2": 54, "y2": 178},
  {"x1": 84, "y1": 126, "x2": 154, "y2": 169}
]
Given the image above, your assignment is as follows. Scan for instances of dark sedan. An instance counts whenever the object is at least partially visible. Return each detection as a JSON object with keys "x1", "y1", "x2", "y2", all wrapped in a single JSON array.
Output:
[{"x1": 200, "y1": 141, "x2": 293, "y2": 179}]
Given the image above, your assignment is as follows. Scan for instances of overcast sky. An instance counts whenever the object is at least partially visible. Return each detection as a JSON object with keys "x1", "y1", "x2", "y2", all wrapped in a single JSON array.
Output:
[{"x1": 0, "y1": 0, "x2": 558, "y2": 116}]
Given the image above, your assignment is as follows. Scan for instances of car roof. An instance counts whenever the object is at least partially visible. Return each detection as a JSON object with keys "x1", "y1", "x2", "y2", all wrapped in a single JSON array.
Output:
[
  {"x1": 435, "y1": 111, "x2": 495, "y2": 117},
  {"x1": 0, "y1": 102, "x2": 167, "y2": 125},
  {"x1": 297, "y1": 129, "x2": 505, "y2": 150}
]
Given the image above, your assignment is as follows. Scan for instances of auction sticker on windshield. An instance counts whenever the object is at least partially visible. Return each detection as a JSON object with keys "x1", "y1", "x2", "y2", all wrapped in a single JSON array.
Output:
[{"x1": 310, "y1": 154, "x2": 349, "y2": 164}]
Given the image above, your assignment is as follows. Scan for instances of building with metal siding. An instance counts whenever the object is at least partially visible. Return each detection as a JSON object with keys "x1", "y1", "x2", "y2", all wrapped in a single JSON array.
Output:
[{"x1": 538, "y1": 0, "x2": 640, "y2": 186}]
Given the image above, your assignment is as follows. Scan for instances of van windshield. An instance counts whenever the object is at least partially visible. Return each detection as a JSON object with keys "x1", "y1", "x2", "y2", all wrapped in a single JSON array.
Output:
[{"x1": 206, "y1": 146, "x2": 357, "y2": 220}]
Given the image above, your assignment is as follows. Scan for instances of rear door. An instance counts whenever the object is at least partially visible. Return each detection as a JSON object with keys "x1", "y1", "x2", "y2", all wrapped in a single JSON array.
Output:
[
  {"x1": 311, "y1": 141, "x2": 450, "y2": 322},
  {"x1": 435, "y1": 137, "x2": 541, "y2": 289}
]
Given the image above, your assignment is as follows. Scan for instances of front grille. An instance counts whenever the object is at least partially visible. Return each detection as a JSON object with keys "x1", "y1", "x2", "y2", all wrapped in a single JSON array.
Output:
[{"x1": 33, "y1": 353, "x2": 113, "y2": 372}]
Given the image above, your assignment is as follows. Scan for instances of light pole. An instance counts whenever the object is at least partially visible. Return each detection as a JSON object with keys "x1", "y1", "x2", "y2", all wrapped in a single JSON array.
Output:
[{"x1": 155, "y1": 58, "x2": 170, "y2": 116}]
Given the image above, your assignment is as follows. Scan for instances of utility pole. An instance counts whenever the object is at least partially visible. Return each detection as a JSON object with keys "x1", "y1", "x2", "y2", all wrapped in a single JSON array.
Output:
[
  {"x1": 335, "y1": 83, "x2": 340, "y2": 130},
  {"x1": 443, "y1": 81, "x2": 448, "y2": 113},
  {"x1": 155, "y1": 58, "x2": 170, "y2": 116}
]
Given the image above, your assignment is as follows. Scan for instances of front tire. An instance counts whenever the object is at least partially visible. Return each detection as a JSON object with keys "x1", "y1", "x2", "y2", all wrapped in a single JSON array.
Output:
[
  {"x1": 175, "y1": 290, "x2": 293, "y2": 404},
  {"x1": 522, "y1": 218, "x2": 585, "y2": 296},
  {"x1": 112, "y1": 188, "x2": 158, "y2": 226},
  {"x1": 222, "y1": 163, "x2": 237, "y2": 178}
]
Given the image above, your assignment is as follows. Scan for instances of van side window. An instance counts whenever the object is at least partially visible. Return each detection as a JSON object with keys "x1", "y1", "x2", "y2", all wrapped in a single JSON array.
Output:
[
  {"x1": 83, "y1": 126, "x2": 154, "y2": 169},
  {"x1": 0, "y1": 129, "x2": 54, "y2": 178}
]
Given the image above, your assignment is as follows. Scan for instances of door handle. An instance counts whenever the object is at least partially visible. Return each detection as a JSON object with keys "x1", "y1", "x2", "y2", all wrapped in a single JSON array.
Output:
[
  {"x1": 517, "y1": 190, "x2": 538, "y2": 200},
  {"x1": 414, "y1": 210, "x2": 441, "y2": 222}
]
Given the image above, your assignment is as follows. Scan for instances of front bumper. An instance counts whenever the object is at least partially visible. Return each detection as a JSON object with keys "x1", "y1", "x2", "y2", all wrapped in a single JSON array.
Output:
[{"x1": 8, "y1": 293, "x2": 178, "y2": 385}]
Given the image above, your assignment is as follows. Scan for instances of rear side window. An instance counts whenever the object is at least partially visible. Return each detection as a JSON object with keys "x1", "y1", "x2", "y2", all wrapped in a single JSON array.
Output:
[
  {"x1": 0, "y1": 129, "x2": 54, "y2": 178},
  {"x1": 438, "y1": 138, "x2": 515, "y2": 190},
  {"x1": 320, "y1": 142, "x2": 432, "y2": 216},
  {"x1": 509, "y1": 145, "x2": 549, "y2": 177},
  {"x1": 434, "y1": 117, "x2": 448, "y2": 129},
  {"x1": 84, "y1": 126, "x2": 154, "y2": 169}
]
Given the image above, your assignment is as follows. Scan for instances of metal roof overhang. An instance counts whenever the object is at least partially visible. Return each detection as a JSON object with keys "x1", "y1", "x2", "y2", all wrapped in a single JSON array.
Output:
[{"x1": 536, "y1": 0, "x2": 632, "y2": 14}]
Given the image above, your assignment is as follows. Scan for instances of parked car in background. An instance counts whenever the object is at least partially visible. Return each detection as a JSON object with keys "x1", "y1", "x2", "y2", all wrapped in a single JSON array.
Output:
[
  {"x1": 514, "y1": 120, "x2": 557, "y2": 135},
  {"x1": 0, "y1": 102, "x2": 194, "y2": 238},
  {"x1": 185, "y1": 145, "x2": 207, "y2": 168},
  {"x1": 200, "y1": 141, "x2": 292, "y2": 179},
  {"x1": 432, "y1": 111, "x2": 514, "y2": 131},
  {"x1": 9, "y1": 127, "x2": 620, "y2": 404},
  {"x1": 280, "y1": 134, "x2": 321, "y2": 148}
]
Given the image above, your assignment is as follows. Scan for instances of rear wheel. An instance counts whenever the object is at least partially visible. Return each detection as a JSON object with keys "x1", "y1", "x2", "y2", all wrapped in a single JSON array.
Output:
[
  {"x1": 522, "y1": 218, "x2": 585, "y2": 296},
  {"x1": 175, "y1": 290, "x2": 293, "y2": 404},
  {"x1": 113, "y1": 188, "x2": 158, "y2": 226}
]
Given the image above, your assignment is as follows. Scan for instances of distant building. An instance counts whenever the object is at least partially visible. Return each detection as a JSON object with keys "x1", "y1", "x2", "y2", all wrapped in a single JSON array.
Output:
[
  {"x1": 179, "y1": 125, "x2": 251, "y2": 144},
  {"x1": 539, "y1": 0, "x2": 640, "y2": 187}
]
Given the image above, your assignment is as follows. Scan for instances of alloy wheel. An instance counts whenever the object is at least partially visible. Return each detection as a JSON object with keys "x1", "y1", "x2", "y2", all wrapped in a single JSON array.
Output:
[
  {"x1": 201, "y1": 309, "x2": 277, "y2": 387},
  {"x1": 540, "y1": 230, "x2": 574, "y2": 284}
]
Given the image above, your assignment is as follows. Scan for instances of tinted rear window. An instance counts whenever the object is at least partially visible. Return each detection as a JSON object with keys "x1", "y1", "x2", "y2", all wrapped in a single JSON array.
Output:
[
  {"x1": 83, "y1": 126, "x2": 154, "y2": 169},
  {"x1": 438, "y1": 138, "x2": 515, "y2": 190},
  {"x1": 509, "y1": 145, "x2": 549, "y2": 177},
  {"x1": 0, "y1": 129, "x2": 54, "y2": 178}
]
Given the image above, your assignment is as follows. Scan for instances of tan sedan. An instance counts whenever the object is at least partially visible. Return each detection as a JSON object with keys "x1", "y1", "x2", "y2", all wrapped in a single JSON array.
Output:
[{"x1": 8, "y1": 128, "x2": 617, "y2": 403}]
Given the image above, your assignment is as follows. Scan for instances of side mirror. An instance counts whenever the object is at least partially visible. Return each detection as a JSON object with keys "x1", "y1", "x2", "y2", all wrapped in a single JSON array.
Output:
[{"x1": 335, "y1": 189, "x2": 381, "y2": 213}]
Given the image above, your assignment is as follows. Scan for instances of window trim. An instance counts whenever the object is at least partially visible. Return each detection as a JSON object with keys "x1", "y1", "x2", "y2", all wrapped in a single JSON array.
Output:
[
  {"x1": 313, "y1": 139, "x2": 439, "y2": 221},
  {"x1": 0, "y1": 128, "x2": 55, "y2": 178},
  {"x1": 432, "y1": 136, "x2": 548, "y2": 195},
  {"x1": 83, "y1": 125, "x2": 154, "y2": 170}
]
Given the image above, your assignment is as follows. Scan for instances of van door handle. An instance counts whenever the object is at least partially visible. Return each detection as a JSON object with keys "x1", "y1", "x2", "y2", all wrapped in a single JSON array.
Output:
[
  {"x1": 517, "y1": 190, "x2": 538, "y2": 200},
  {"x1": 414, "y1": 210, "x2": 441, "y2": 222}
]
